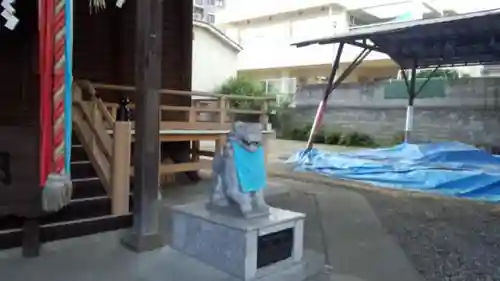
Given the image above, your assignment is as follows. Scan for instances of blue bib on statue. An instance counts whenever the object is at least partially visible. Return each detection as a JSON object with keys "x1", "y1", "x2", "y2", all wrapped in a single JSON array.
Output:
[{"x1": 231, "y1": 141, "x2": 267, "y2": 193}]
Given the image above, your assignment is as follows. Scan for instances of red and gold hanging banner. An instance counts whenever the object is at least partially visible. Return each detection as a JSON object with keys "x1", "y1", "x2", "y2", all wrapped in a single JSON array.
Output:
[
  {"x1": 52, "y1": 0, "x2": 66, "y2": 174},
  {"x1": 39, "y1": 0, "x2": 66, "y2": 185}
]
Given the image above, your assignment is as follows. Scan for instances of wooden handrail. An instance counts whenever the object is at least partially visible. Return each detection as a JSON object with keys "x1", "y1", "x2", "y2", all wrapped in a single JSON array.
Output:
[
  {"x1": 161, "y1": 105, "x2": 221, "y2": 113},
  {"x1": 95, "y1": 98, "x2": 115, "y2": 128},
  {"x1": 72, "y1": 102, "x2": 112, "y2": 193},
  {"x1": 76, "y1": 102, "x2": 113, "y2": 160},
  {"x1": 228, "y1": 108, "x2": 262, "y2": 114},
  {"x1": 72, "y1": 80, "x2": 131, "y2": 215},
  {"x1": 72, "y1": 82, "x2": 111, "y2": 182},
  {"x1": 73, "y1": 80, "x2": 271, "y2": 197},
  {"x1": 104, "y1": 103, "x2": 263, "y2": 114},
  {"x1": 92, "y1": 82, "x2": 276, "y2": 101},
  {"x1": 104, "y1": 102, "x2": 223, "y2": 113},
  {"x1": 89, "y1": 80, "x2": 274, "y2": 134}
]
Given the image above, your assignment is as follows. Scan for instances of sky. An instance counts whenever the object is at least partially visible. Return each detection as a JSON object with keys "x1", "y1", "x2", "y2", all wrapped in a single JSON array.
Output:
[
  {"x1": 340, "y1": 0, "x2": 500, "y2": 14},
  {"x1": 431, "y1": 0, "x2": 499, "y2": 13},
  {"x1": 355, "y1": 0, "x2": 500, "y2": 19},
  {"x1": 218, "y1": 0, "x2": 500, "y2": 24}
]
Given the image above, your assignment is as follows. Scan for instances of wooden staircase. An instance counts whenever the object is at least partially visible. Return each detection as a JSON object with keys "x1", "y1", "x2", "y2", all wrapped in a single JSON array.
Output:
[
  {"x1": 0, "y1": 133, "x2": 132, "y2": 250},
  {"x1": 0, "y1": 80, "x2": 275, "y2": 252}
]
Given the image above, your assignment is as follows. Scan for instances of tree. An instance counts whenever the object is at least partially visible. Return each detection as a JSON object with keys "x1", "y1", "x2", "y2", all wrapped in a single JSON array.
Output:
[
  {"x1": 416, "y1": 69, "x2": 459, "y2": 79},
  {"x1": 216, "y1": 76, "x2": 266, "y2": 109}
]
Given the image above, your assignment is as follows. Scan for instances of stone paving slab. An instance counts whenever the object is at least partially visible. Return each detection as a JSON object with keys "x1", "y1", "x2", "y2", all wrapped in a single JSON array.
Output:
[
  {"x1": 265, "y1": 180, "x2": 424, "y2": 281},
  {"x1": 0, "y1": 229, "x2": 325, "y2": 281},
  {"x1": 0, "y1": 178, "x2": 424, "y2": 281}
]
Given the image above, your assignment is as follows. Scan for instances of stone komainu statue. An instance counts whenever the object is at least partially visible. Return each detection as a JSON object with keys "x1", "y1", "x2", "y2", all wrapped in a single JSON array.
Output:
[{"x1": 209, "y1": 121, "x2": 270, "y2": 219}]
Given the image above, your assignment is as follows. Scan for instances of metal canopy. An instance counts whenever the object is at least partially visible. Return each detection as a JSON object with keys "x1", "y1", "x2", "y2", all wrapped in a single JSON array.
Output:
[{"x1": 293, "y1": 9, "x2": 500, "y2": 69}]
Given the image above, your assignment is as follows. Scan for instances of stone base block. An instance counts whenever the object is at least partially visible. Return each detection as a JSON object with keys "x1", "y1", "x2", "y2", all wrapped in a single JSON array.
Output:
[{"x1": 171, "y1": 201, "x2": 306, "y2": 280}]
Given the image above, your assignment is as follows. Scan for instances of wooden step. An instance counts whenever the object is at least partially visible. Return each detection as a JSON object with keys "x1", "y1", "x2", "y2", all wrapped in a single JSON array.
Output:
[
  {"x1": 0, "y1": 195, "x2": 122, "y2": 231},
  {"x1": 0, "y1": 195, "x2": 133, "y2": 249},
  {"x1": 71, "y1": 133, "x2": 81, "y2": 145},
  {"x1": 71, "y1": 145, "x2": 89, "y2": 162},
  {"x1": 41, "y1": 196, "x2": 115, "y2": 225},
  {"x1": 72, "y1": 178, "x2": 107, "y2": 199},
  {"x1": 0, "y1": 215, "x2": 21, "y2": 233},
  {"x1": 71, "y1": 161, "x2": 98, "y2": 179},
  {"x1": 0, "y1": 177, "x2": 107, "y2": 232},
  {"x1": 0, "y1": 228, "x2": 23, "y2": 251},
  {"x1": 0, "y1": 132, "x2": 134, "y2": 251},
  {"x1": 0, "y1": 214, "x2": 132, "y2": 250}
]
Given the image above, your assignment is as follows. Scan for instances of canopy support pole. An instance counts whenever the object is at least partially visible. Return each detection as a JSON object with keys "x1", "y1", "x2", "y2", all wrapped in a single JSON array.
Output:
[
  {"x1": 400, "y1": 63, "x2": 440, "y2": 143},
  {"x1": 306, "y1": 44, "x2": 372, "y2": 150}
]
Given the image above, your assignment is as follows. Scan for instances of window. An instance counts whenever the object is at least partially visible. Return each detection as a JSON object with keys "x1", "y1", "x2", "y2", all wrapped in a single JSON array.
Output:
[
  {"x1": 206, "y1": 0, "x2": 215, "y2": 5},
  {"x1": 216, "y1": 0, "x2": 224, "y2": 7},
  {"x1": 348, "y1": 15, "x2": 366, "y2": 28},
  {"x1": 194, "y1": 0, "x2": 203, "y2": 6},
  {"x1": 193, "y1": 6, "x2": 204, "y2": 20},
  {"x1": 207, "y1": 14, "x2": 215, "y2": 24},
  {"x1": 193, "y1": 12, "x2": 203, "y2": 20}
]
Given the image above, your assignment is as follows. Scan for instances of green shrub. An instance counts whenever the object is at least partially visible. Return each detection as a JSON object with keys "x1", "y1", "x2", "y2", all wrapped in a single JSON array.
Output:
[
  {"x1": 282, "y1": 123, "x2": 327, "y2": 143},
  {"x1": 216, "y1": 76, "x2": 265, "y2": 109},
  {"x1": 312, "y1": 129, "x2": 326, "y2": 143},
  {"x1": 273, "y1": 107, "x2": 293, "y2": 137},
  {"x1": 391, "y1": 132, "x2": 405, "y2": 145},
  {"x1": 339, "y1": 132, "x2": 377, "y2": 147},
  {"x1": 324, "y1": 130, "x2": 342, "y2": 145},
  {"x1": 280, "y1": 124, "x2": 377, "y2": 148},
  {"x1": 289, "y1": 123, "x2": 313, "y2": 141}
]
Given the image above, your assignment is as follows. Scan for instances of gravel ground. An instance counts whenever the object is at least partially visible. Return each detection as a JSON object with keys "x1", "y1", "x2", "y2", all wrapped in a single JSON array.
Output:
[
  {"x1": 353, "y1": 188, "x2": 500, "y2": 281},
  {"x1": 266, "y1": 139, "x2": 500, "y2": 281},
  {"x1": 206, "y1": 138, "x2": 500, "y2": 280}
]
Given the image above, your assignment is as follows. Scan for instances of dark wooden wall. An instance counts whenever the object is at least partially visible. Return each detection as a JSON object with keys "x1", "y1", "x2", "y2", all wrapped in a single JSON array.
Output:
[
  {"x1": 0, "y1": 127, "x2": 40, "y2": 216},
  {"x1": 73, "y1": 0, "x2": 193, "y2": 111},
  {"x1": 0, "y1": 0, "x2": 41, "y2": 217},
  {"x1": 0, "y1": 0, "x2": 194, "y2": 216},
  {"x1": 0, "y1": 0, "x2": 39, "y2": 126},
  {"x1": 73, "y1": 0, "x2": 194, "y2": 168}
]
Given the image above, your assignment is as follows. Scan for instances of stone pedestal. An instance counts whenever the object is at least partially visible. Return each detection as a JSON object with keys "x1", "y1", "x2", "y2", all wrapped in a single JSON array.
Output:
[{"x1": 171, "y1": 201, "x2": 306, "y2": 281}]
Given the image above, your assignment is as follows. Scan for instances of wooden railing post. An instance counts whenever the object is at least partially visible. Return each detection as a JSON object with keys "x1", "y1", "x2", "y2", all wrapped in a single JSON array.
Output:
[
  {"x1": 215, "y1": 135, "x2": 227, "y2": 156},
  {"x1": 111, "y1": 121, "x2": 132, "y2": 215},
  {"x1": 90, "y1": 99, "x2": 99, "y2": 154},
  {"x1": 260, "y1": 100, "x2": 269, "y2": 130},
  {"x1": 219, "y1": 96, "x2": 227, "y2": 124},
  {"x1": 214, "y1": 96, "x2": 228, "y2": 157},
  {"x1": 191, "y1": 141, "x2": 200, "y2": 162},
  {"x1": 188, "y1": 107, "x2": 197, "y2": 124},
  {"x1": 260, "y1": 100, "x2": 272, "y2": 167}
]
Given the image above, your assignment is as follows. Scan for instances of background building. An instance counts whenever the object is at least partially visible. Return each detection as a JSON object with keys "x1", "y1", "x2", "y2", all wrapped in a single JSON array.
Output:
[
  {"x1": 192, "y1": 20, "x2": 242, "y2": 92},
  {"x1": 193, "y1": 0, "x2": 225, "y2": 24},
  {"x1": 214, "y1": 0, "x2": 464, "y2": 102}
]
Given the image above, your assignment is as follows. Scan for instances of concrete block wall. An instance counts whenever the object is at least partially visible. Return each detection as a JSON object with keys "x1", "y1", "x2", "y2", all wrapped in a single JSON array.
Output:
[
  {"x1": 291, "y1": 106, "x2": 500, "y2": 145},
  {"x1": 291, "y1": 78, "x2": 500, "y2": 145}
]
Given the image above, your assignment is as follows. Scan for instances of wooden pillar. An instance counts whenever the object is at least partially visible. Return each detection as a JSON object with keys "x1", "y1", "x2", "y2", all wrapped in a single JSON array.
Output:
[
  {"x1": 22, "y1": 218, "x2": 40, "y2": 258},
  {"x1": 112, "y1": 121, "x2": 131, "y2": 215},
  {"x1": 260, "y1": 100, "x2": 270, "y2": 166},
  {"x1": 191, "y1": 140, "x2": 200, "y2": 162},
  {"x1": 121, "y1": 0, "x2": 163, "y2": 252},
  {"x1": 215, "y1": 135, "x2": 227, "y2": 155}
]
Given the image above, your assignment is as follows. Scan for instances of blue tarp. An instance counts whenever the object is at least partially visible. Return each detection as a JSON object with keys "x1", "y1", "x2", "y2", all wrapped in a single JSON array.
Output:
[{"x1": 287, "y1": 142, "x2": 500, "y2": 202}]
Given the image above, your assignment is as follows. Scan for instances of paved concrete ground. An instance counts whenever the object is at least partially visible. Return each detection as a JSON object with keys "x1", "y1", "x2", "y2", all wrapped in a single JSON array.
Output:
[{"x1": 0, "y1": 177, "x2": 424, "y2": 281}]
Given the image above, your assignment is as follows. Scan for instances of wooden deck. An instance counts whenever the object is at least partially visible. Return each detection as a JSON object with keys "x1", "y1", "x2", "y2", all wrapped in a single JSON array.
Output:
[
  {"x1": 107, "y1": 128, "x2": 275, "y2": 175},
  {"x1": 72, "y1": 80, "x2": 275, "y2": 216}
]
